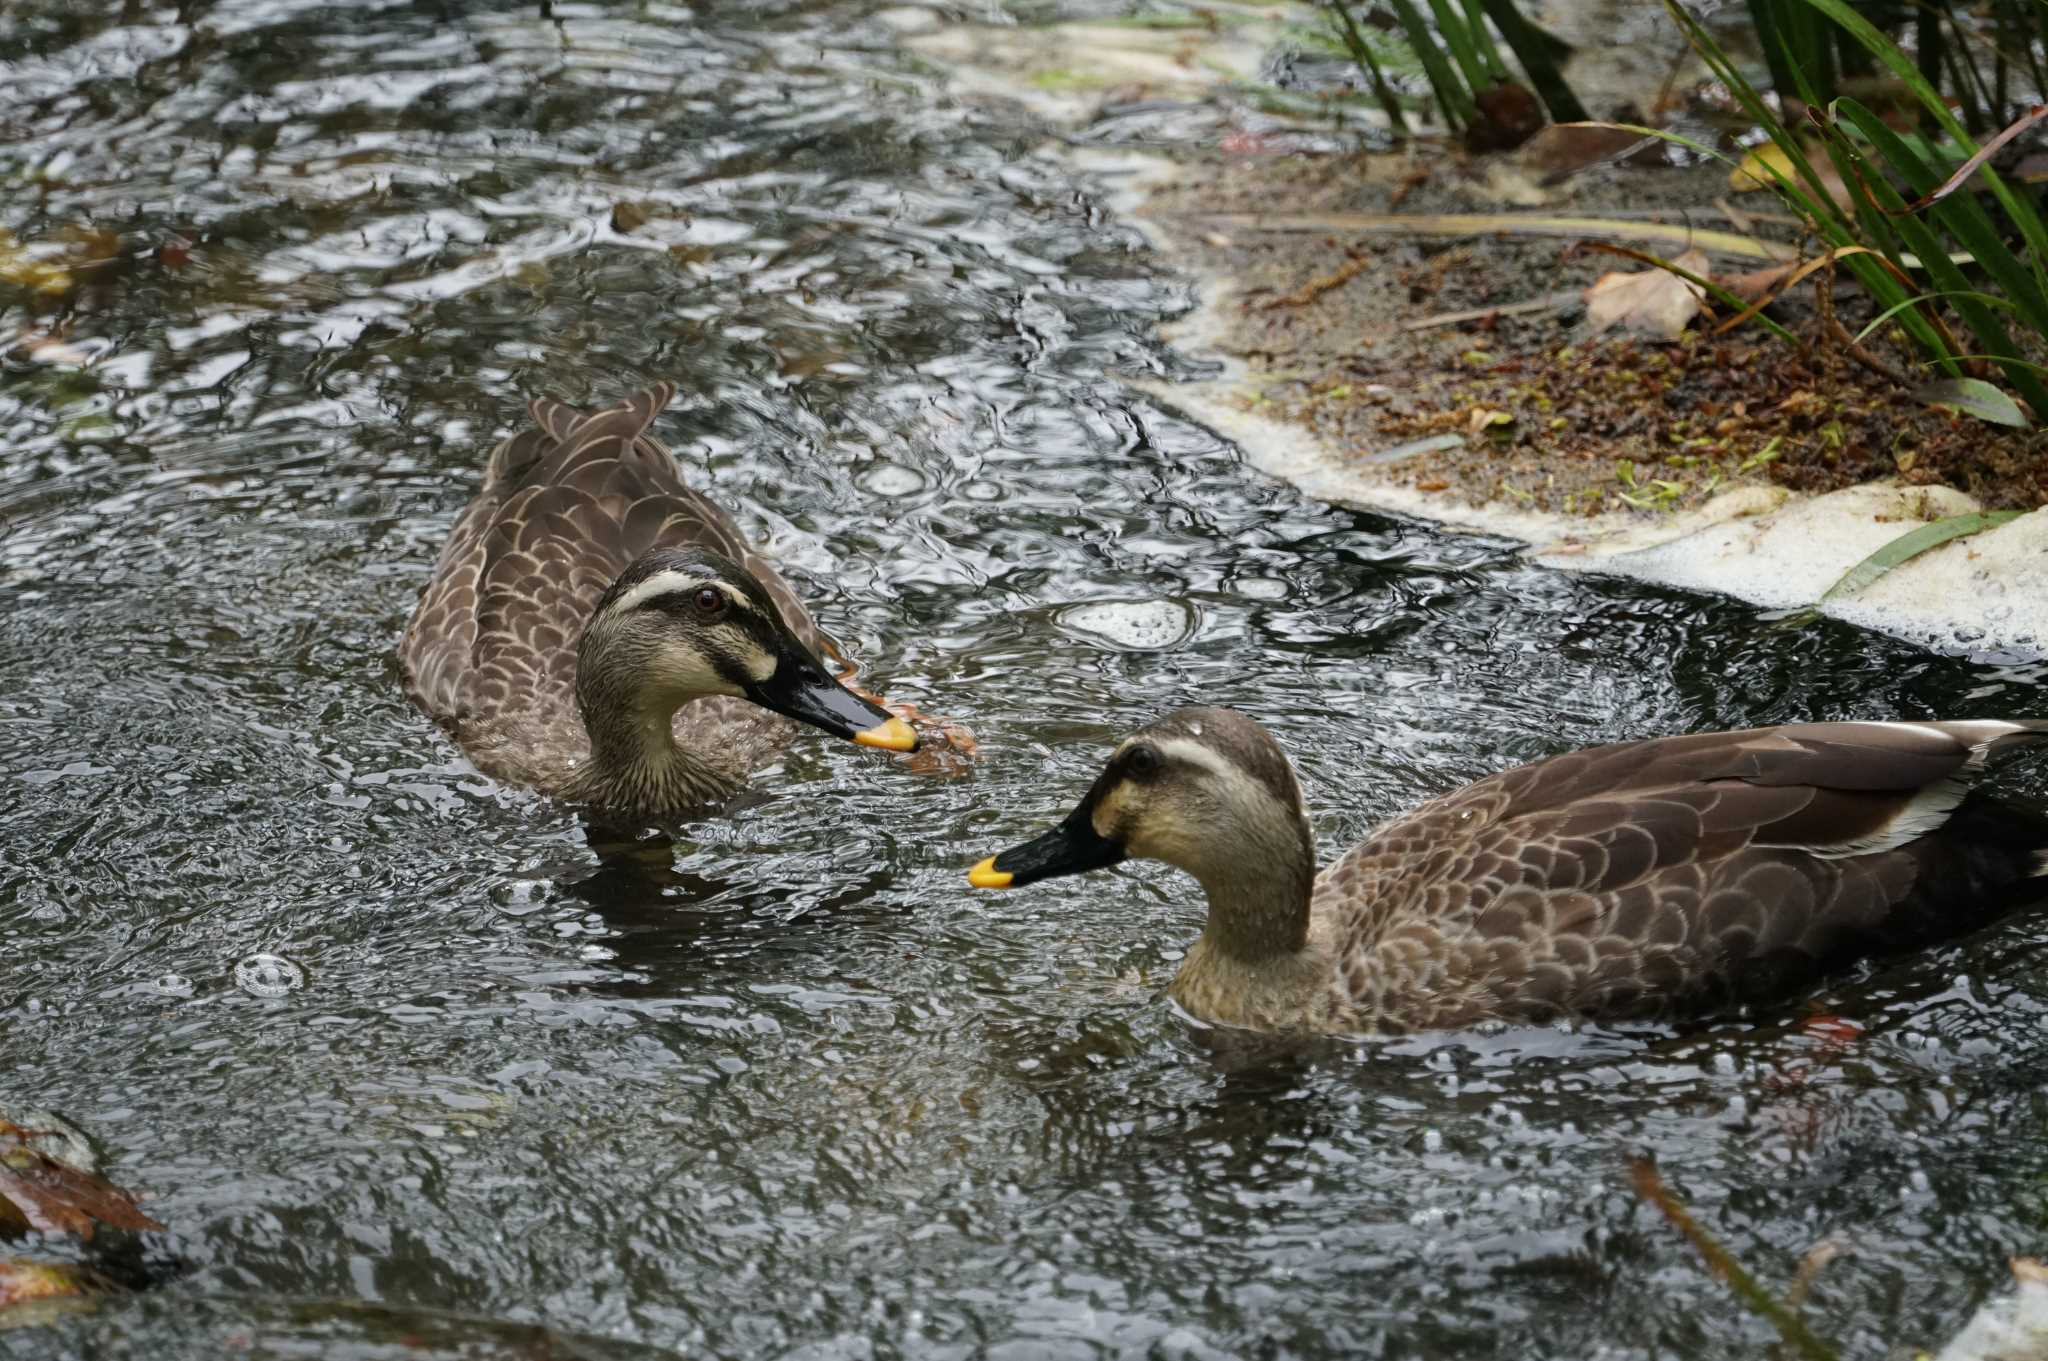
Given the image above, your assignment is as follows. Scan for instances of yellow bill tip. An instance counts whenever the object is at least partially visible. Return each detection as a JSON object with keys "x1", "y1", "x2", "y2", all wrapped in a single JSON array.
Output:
[
  {"x1": 967, "y1": 857, "x2": 1013, "y2": 889},
  {"x1": 854, "y1": 715, "x2": 919, "y2": 753}
]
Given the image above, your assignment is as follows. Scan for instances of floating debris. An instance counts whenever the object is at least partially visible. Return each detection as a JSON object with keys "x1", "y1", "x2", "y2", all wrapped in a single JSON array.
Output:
[{"x1": 0, "y1": 1113, "x2": 161, "y2": 1241}]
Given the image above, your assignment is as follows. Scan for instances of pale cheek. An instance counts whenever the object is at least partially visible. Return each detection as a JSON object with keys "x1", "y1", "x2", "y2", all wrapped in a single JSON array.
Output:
[
  {"x1": 1130, "y1": 822, "x2": 1210, "y2": 870},
  {"x1": 650, "y1": 646, "x2": 739, "y2": 698},
  {"x1": 1105, "y1": 793, "x2": 1204, "y2": 868}
]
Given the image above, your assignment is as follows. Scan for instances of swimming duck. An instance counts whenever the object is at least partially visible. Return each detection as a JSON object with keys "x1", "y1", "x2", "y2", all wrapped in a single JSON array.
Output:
[
  {"x1": 400, "y1": 383, "x2": 916, "y2": 816},
  {"x1": 968, "y1": 707, "x2": 2048, "y2": 1033}
]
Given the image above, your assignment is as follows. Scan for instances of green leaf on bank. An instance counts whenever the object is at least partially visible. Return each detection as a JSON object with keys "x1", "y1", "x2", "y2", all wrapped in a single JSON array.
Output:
[{"x1": 1819, "y1": 508, "x2": 2026, "y2": 601}]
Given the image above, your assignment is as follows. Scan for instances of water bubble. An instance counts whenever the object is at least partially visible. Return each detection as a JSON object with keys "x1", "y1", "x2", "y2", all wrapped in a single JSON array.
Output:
[
  {"x1": 1055, "y1": 598, "x2": 1198, "y2": 651},
  {"x1": 490, "y1": 878, "x2": 553, "y2": 916},
  {"x1": 1232, "y1": 575, "x2": 1291, "y2": 601},
  {"x1": 151, "y1": 973, "x2": 194, "y2": 998},
  {"x1": 234, "y1": 953, "x2": 304, "y2": 998},
  {"x1": 855, "y1": 462, "x2": 927, "y2": 497}
]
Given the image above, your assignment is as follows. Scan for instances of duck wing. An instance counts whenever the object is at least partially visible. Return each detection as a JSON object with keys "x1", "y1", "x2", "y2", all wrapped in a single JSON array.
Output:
[
  {"x1": 400, "y1": 384, "x2": 824, "y2": 757},
  {"x1": 1328, "y1": 721, "x2": 2048, "y2": 1026}
]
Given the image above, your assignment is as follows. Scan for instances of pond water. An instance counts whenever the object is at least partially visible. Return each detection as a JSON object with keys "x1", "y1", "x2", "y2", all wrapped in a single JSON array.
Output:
[{"x1": 6, "y1": 2, "x2": 2048, "y2": 1357}]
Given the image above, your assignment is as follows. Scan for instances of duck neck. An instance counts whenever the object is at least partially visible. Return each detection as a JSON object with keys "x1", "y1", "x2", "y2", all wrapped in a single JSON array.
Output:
[
  {"x1": 573, "y1": 666, "x2": 735, "y2": 813},
  {"x1": 1191, "y1": 855, "x2": 1317, "y2": 963},
  {"x1": 1172, "y1": 846, "x2": 1325, "y2": 1028}
]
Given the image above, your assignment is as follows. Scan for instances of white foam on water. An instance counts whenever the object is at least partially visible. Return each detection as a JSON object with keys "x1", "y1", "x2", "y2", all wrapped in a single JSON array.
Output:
[{"x1": 1055, "y1": 599, "x2": 1199, "y2": 651}]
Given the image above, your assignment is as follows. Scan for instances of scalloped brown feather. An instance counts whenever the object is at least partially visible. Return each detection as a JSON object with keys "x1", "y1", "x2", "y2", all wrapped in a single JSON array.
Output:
[
  {"x1": 1158, "y1": 715, "x2": 2048, "y2": 1033},
  {"x1": 399, "y1": 384, "x2": 826, "y2": 794}
]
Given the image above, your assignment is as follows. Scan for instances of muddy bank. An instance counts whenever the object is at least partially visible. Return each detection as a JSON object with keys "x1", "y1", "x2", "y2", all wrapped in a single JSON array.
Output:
[
  {"x1": 906, "y1": 11, "x2": 2048, "y2": 658},
  {"x1": 1122, "y1": 148, "x2": 2048, "y2": 657}
]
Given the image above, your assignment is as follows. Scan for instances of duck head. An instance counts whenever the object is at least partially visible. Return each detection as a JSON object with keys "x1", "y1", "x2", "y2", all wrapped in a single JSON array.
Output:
[
  {"x1": 578, "y1": 546, "x2": 917, "y2": 752},
  {"x1": 968, "y1": 706, "x2": 1310, "y2": 893}
]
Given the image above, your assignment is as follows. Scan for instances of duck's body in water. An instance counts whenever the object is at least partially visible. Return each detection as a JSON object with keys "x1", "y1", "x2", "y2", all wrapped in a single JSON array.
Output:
[
  {"x1": 971, "y1": 708, "x2": 2048, "y2": 1034},
  {"x1": 400, "y1": 384, "x2": 917, "y2": 818}
]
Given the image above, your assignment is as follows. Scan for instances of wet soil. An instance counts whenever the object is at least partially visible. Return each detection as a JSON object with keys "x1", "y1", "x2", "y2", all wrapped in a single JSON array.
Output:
[{"x1": 1138, "y1": 147, "x2": 2048, "y2": 514}]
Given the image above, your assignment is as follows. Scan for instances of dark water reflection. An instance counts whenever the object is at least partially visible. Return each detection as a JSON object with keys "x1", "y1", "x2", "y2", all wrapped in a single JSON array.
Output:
[{"x1": 5, "y1": 1, "x2": 2048, "y2": 1357}]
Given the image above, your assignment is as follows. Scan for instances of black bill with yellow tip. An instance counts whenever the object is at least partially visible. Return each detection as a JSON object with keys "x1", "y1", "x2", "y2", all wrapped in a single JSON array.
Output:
[
  {"x1": 745, "y1": 650, "x2": 918, "y2": 753},
  {"x1": 968, "y1": 807, "x2": 1125, "y2": 889}
]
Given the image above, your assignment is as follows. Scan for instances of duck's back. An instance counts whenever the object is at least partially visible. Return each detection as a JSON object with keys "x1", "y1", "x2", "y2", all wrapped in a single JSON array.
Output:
[
  {"x1": 400, "y1": 384, "x2": 821, "y2": 786},
  {"x1": 1314, "y1": 720, "x2": 2048, "y2": 1029}
]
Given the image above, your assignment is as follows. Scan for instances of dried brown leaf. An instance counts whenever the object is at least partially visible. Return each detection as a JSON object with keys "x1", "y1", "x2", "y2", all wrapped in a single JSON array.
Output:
[
  {"x1": 1520, "y1": 123, "x2": 1657, "y2": 183},
  {"x1": 0, "y1": 1126, "x2": 160, "y2": 1241},
  {"x1": 1719, "y1": 263, "x2": 1797, "y2": 304},
  {"x1": 1583, "y1": 248, "x2": 1710, "y2": 340}
]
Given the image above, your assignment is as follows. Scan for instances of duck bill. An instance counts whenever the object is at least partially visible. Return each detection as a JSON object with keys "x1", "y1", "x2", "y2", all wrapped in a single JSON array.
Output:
[
  {"x1": 968, "y1": 810, "x2": 1125, "y2": 889},
  {"x1": 746, "y1": 652, "x2": 918, "y2": 752}
]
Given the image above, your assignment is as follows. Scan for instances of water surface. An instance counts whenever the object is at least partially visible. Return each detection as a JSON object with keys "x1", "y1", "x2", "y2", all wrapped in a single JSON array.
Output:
[{"x1": 5, "y1": 2, "x2": 2048, "y2": 1357}]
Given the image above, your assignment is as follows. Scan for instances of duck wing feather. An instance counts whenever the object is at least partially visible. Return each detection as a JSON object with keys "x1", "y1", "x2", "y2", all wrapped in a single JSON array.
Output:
[
  {"x1": 1324, "y1": 720, "x2": 2048, "y2": 1027},
  {"x1": 400, "y1": 384, "x2": 826, "y2": 776}
]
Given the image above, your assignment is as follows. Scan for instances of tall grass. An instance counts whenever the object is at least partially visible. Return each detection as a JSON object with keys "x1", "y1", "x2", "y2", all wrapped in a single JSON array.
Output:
[
  {"x1": 1320, "y1": 0, "x2": 1583, "y2": 140},
  {"x1": 1678, "y1": 0, "x2": 2048, "y2": 420},
  {"x1": 1748, "y1": 0, "x2": 2048, "y2": 133}
]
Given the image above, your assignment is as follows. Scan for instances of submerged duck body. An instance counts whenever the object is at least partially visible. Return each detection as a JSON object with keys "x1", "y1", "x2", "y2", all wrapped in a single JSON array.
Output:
[
  {"x1": 400, "y1": 384, "x2": 915, "y2": 816},
  {"x1": 970, "y1": 708, "x2": 2048, "y2": 1034}
]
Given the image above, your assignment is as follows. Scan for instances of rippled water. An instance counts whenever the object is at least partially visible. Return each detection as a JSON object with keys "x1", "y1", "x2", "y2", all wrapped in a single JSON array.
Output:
[{"x1": 6, "y1": 2, "x2": 2048, "y2": 1357}]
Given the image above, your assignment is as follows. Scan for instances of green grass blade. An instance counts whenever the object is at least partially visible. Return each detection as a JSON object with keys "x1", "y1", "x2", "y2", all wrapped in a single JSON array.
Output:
[
  {"x1": 1930, "y1": 354, "x2": 2048, "y2": 375},
  {"x1": 1853, "y1": 290, "x2": 2015, "y2": 343},
  {"x1": 1915, "y1": 377, "x2": 2029, "y2": 425},
  {"x1": 1669, "y1": 2, "x2": 1856, "y2": 230},
  {"x1": 1323, "y1": 0, "x2": 1411, "y2": 135},
  {"x1": 1478, "y1": 0, "x2": 1585, "y2": 121},
  {"x1": 1423, "y1": 0, "x2": 1492, "y2": 96},
  {"x1": 1834, "y1": 100, "x2": 2048, "y2": 409},
  {"x1": 1387, "y1": 0, "x2": 1475, "y2": 126},
  {"x1": 1458, "y1": 0, "x2": 1510, "y2": 82},
  {"x1": 1819, "y1": 510, "x2": 2026, "y2": 601},
  {"x1": 1800, "y1": 0, "x2": 2048, "y2": 281}
]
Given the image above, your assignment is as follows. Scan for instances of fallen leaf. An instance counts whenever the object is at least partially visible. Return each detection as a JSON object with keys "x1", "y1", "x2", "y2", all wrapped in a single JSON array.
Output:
[
  {"x1": 1414, "y1": 477, "x2": 1449, "y2": 492},
  {"x1": 1519, "y1": 123, "x2": 1656, "y2": 182},
  {"x1": 1915, "y1": 376, "x2": 2030, "y2": 427},
  {"x1": 1466, "y1": 407, "x2": 1513, "y2": 435},
  {"x1": 1729, "y1": 142, "x2": 1854, "y2": 211},
  {"x1": 1719, "y1": 262, "x2": 1796, "y2": 304},
  {"x1": 0, "y1": 1122, "x2": 161, "y2": 1241},
  {"x1": 1583, "y1": 249, "x2": 1710, "y2": 341}
]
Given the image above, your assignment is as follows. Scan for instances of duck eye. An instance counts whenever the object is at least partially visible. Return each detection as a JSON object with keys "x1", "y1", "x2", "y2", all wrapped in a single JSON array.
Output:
[
  {"x1": 692, "y1": 586, "x2": 726, "y2": 615},
  {"x1": 1126, "y1": 745, "x2": 1161, "y2": 777}
]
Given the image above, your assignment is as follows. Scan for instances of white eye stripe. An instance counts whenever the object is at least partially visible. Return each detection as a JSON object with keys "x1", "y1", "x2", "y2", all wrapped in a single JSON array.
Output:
[
  {"x1": 1151, "y1": 739, "x2": 1232, "y2": 779},
  {"x1": 609, "y1": 570, "x2": 703, "y2": 615},
  {"x1": 608, "y1": 572, "x2": 751, "y2": 616}
]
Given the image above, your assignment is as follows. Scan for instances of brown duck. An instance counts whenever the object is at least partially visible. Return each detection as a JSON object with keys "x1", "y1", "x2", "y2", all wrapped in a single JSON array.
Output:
[
  {"x1": 968, "y1": 707, "x2": 2048, "y2": 1033},
  {"x1": 400, "y1": 383, "x2": 916, "y2": 816}
]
